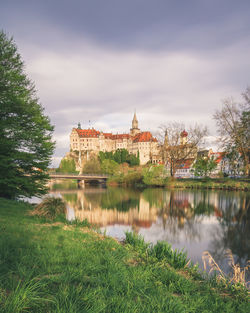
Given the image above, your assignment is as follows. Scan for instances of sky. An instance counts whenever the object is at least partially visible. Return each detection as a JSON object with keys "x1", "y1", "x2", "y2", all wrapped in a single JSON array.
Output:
[{"x1": 1, "y1": 0, "x2": 250, "y2": 166}]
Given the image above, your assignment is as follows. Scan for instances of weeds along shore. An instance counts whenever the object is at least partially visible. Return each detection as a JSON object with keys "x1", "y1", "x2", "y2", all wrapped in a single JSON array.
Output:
[{"x1": 0, "y1": 197, "x2": 249, "y2": 313}]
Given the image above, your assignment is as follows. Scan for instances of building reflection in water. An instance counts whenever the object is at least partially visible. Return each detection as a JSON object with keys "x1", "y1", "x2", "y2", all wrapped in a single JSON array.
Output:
[{"x1": 50, "y1": 184, "x2": 250, "y2": 271}]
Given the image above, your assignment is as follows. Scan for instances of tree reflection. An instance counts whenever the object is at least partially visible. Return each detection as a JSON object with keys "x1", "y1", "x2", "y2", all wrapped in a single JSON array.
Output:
[
  {"x1": 208, "y1": 192, "x2": 250, "y2": 267},
  {"x1": 142, "y1": 189, "x2": 216, "y2": 242}
]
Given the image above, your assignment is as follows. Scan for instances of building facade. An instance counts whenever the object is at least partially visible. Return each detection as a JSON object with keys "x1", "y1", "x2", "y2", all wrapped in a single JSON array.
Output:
[{"x1": 70, "y1": 113, "x2": 161, "y2": 165}]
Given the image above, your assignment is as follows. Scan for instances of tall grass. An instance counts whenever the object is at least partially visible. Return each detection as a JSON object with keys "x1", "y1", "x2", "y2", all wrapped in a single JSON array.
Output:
[
  {"x1": 202, "y1": 249, "x2": 250, "y2": 289},
  {"x1": 31, "y1": 196, "x2": 66, "y2": 219},
  {"x1": 125, "y1": 232, "x2": 188, "y2": 269},
  {"x1": 1, "y1": 279, "x2": 52, "y2": 313}
]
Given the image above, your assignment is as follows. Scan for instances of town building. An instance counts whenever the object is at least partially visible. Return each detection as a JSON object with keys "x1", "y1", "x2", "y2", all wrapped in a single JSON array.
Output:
[
  {"x1": 70, "y1": 113, "x2": 161, "y2": 165},
  {"x1": 174, "y1": 159, "x2": 195, "y2": 178}
]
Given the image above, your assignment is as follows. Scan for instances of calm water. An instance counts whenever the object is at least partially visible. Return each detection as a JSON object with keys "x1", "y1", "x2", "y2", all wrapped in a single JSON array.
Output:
[{"x1": 49, "y1": 182, "x2": 250, "y2": 273}]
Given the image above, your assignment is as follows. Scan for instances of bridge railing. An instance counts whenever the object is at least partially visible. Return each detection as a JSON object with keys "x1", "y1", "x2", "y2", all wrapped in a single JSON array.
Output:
[{"x1": 49, "y1": 172, "x2": 109, "y2": 177}]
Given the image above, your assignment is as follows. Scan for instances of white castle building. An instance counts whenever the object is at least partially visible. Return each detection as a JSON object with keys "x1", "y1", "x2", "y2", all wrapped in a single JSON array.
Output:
[{"x1": 70, "y1": 113, "x2": 162, "y2": 165}]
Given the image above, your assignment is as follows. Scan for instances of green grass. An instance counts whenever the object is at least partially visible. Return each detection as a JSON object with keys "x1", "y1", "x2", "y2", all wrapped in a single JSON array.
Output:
[
  {"x1": 107, "y1": 172, "x2": 250, "y2": 191},
  {"x1": 0, "y1": 198, "x2": 249, "y2": 312},
  {"x1": 166, "y1": 178, "x2": 250, "y2": 191}
]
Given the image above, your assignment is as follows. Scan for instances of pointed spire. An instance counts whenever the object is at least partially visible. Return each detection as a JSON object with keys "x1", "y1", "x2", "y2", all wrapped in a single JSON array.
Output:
[{"x1": 132, "y1": 111, "x2": 138, "y2": 129}]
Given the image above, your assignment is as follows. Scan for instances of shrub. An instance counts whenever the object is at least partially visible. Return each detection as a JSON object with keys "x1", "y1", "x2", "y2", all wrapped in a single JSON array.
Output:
[
  {"x1": 123, "y1": 171, "x2": 143, "y2": 185},
  {"x1": 142, "y1": 165, "x2": 165, "y2": 186}
]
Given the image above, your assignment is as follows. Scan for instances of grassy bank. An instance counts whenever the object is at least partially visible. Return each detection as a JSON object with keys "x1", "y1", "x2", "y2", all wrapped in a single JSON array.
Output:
[
  {"x1": 165, "y1": 178, "x2": 250, "y2": 191},
  {"x1": 107, "y1": 176, "x2": 249, "y2": 191},
  {"x1": 0, "y1": 198, "x2": 249, "y2": 312}
]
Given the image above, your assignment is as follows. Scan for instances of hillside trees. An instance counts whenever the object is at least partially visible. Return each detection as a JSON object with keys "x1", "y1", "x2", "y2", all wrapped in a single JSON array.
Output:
[
  {"x1": 213, "y1": 88, "x2": 250, "y2": 176},
  {"x1": 99, "y1": 149, "x2": 139, "y2": 166},
  {"x1": 0, "y1": 31, "x2": 54, "y2": 198},
  {"x1": 56, "y1": 158, "x2": 78, "y2": 173}
]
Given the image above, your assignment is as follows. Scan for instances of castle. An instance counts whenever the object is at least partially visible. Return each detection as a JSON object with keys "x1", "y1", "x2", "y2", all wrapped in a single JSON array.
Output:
[{"x1": 70, "y1": 113, "x2": 162, "y2": 165}]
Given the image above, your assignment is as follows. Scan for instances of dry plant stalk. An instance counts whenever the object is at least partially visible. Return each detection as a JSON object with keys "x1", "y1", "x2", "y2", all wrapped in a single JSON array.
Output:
[{"x1": 202, "y1": 249, "x2": 250, "y2": 289}]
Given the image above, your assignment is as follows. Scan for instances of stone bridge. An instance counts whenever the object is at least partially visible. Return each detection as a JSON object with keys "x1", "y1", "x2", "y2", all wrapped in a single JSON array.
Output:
[{"x1": 49, "y1": 173, "x2": 108, "y2": 188}]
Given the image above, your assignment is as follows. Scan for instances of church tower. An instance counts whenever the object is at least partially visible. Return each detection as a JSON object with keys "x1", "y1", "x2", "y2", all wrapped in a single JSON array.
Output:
[
  {"x1": 164, "y1": 130, "x2": 169, "y2": 146},
  {"x1": 130, "y1": 112, "x2": 140, "y2": 136},
  {"x1": 180, "y1": 130, "x2": 188, "y2": 145}
]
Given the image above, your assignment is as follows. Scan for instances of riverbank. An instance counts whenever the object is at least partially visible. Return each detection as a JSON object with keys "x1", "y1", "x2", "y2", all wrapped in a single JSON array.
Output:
[
  {"x1": 0, "y1": 198, "x2": 249, "y2": 312},
  {"x1": 107, "y1": 174, "x2": 249, "y2": 191},
  {"x1": 164, "y1": 177, "x2": 250, "y2": 191}
]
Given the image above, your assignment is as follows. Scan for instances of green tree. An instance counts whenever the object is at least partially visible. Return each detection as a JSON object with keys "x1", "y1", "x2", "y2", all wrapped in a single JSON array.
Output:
[
  {"x1": 56, "y1": 158, "x2": 77, "y2": 173},
  {"x1": 121, "y1": 149, "x2": 129, "y2": 163},
  {"x1": 192, "y1": 158, "x2": 217, "y2": 177},
  {"x1": 83, "y1": 157, "x2": 101, "y2": 174},
  {"x1": 100, "y1": 159, "x2": 119, "y2": 175},
  {"x1": 113, "y1": 149, "x2": 122, "y2": 164},
  {"x1": 0, "y1": 31, "x2": 54, "y2": 199}
]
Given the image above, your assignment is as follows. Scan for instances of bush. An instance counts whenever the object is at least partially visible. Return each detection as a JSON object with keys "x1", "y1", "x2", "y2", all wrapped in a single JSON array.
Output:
[
  {"x1": 123, "y1": 171, "x2": 143, "y2": 185},
  {"x1": 142, "y1": 165, "x2": 165, "y2": 186}
]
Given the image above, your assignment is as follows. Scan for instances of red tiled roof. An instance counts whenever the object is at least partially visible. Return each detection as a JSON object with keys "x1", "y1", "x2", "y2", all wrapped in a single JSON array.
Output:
[
  {"x1": 133, "y1": 132, "x2": 158, "y2": 143},
  {"x1": 75, "y1": 128, "x2": 100, "y2": 138},
  {"x1": 176, "y1": 158, "x2": 194, "y2": 169},
  {"x1": 103, "y1": 133, "x2": 113, "y2": 139},
  {"x1": 74, "y1": 128, "x2": 157, "y2": 143},
  {"x1": 111, "y1": 134, "x2": 130, "y2": 140},
  {"x1": 210, "y1": 152, "x2": 225, "y2": 164}
]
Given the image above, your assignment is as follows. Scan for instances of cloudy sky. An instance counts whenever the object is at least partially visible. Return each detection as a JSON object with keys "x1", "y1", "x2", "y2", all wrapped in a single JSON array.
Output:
[{"x1": 1, "y1": 0, "x2": 250, "y2": 166}]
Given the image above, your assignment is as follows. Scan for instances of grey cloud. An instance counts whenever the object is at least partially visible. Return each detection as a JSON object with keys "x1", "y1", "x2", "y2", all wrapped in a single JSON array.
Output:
[
  {"x1": 1, "y1": 0, "x2": 250, "y2": 52},
  {"x1": 1, "y1": 0, "x2": 249, "y2": 166}
]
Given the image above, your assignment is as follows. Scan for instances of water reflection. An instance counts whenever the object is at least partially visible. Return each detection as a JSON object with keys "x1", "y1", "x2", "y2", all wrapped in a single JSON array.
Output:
[{"x1": 50, "y1": 183, "x2": 250, "y2": 271}]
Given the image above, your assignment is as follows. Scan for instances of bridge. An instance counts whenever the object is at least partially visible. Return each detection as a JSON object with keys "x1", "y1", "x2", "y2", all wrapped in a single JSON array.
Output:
[{"x1": 48, "y1": 173, "x2": 108, "y2": 187}]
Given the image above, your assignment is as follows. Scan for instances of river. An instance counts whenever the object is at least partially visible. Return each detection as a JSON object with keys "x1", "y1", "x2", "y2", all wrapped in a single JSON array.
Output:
[{"x1": 48, "y1": 181, "x2": 250, "y2": 275}]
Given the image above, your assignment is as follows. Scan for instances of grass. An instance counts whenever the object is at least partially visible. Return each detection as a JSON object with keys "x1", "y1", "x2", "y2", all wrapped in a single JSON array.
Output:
[
  {"x1": 107, "y1": 171, "x2": 250, "y2": 191},
  {"x1": 166, "y1": 177, "x2": 250, "y2": 191},
  {"x1": 0, "y1": 198, "x2": 249, "y2": 312},
  {"x1": 31, "y1": 196, "x2": 67, "y2": 219}
]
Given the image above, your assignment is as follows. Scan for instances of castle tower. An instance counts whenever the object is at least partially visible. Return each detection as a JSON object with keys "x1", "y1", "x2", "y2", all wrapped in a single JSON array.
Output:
[
  {"x1": 180, "y1": 130, "x2": 188, "y2": 145},
  {"x1": 130, "y1": 112, "x2": 140, "y2": 136}
]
